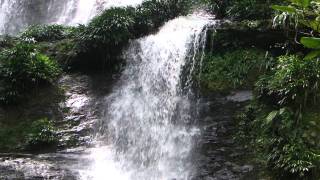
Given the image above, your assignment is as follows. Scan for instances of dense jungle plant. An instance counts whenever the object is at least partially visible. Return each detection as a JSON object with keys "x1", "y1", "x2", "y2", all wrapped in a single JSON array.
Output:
[
  {"x1": 74, "y1": 0, "x2": 192, "y2": 69},
  {"x1": 78, "y1": 7, "x2": 135, "y2": 52},
  {"x1": 201, "y1": 49, "x2": 268, "y2": 92},
  {"x1": 0, "y1": 118, "x2": 58, "y2": 151},
  {"x1": 250, "y1": 54, "x2": 320, "y2": 178},
  {"x1": 238, "y1": 103, "x2": 320, "y2": 178},
  {"x1": 256, "y1": 55, "x2": 320, "y2": 111},
  {"x1": 0, "y1": 35, "x2": 17, "y2": 50},
  {"x1": 133, "y1": 0, "x2": 191, "y2": 35},
  {"x1": 20, "y1": 24, "x2": 74, "y2": 42},
  {"x1": 272, "y1": 0, "x2": 320, "y2": 59},
  {"x1": 235, "y1": 1, "x2": 320, "y2": 178},
  {"x1": 79, "y1": 0, "x2": 192, "y2": 50},
  {"x1": 202, "y1": 0, "x2": 282, "y2": 20},
  {"x1": 0, "y1": 42, "x2": 61, "y2": 104},
  {"x1": 26, "y1": 118, "x2": 58, "y2": 148}
]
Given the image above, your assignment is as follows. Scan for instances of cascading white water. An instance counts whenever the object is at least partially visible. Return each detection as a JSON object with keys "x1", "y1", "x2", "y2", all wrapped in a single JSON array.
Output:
[
  {"x1": 79, "y1": 12, "x2": 214, "y2": 180},
  {"x1": 0, "y1": 0, "x2": 144, "y2": 35},
  {"x1": 58, "y1": 0, "x2": 144, "y2": 25}
]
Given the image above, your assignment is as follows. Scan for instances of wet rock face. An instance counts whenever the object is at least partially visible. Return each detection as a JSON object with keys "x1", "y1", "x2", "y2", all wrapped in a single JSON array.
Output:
[
  {"x1": 57, "y1": 74, "x2": 96, "y2": 148},
  {"x1": 0, "y1": 73, "x2": 115, "y2": 179},
  {"x1": 193, "y1": 91, "x2": 257, "y2": 180}
]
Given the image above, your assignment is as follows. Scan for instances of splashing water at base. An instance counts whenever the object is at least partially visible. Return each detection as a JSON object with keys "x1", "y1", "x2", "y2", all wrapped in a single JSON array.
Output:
[{"x1": 80, "y1": 12, "x2": 215, "y2": 180}]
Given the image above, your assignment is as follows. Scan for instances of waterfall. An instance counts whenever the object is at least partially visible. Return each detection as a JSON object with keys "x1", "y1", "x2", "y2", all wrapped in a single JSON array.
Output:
[
  {"x1": 0, "y1": 0, "x2": 144, "y2": 35},
  {"x1": 80, "y1": 12, "x2": 214, "y2": 180}
]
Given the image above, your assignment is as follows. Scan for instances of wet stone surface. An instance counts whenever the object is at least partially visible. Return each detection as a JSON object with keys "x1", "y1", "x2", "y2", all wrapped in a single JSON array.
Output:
[
  {"x1": 193, "y1": 91, "x2": 256, "y2": 180},
  {"x1": 0, "y1": 73, "x2": 115, "y2": 179}
]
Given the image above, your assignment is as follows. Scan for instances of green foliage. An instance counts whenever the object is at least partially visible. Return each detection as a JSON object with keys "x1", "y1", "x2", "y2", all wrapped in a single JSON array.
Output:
[
  {"x1": 74, "y1": 0, "x2": 191, "y2": 69},
  {"x1": 0, "y1": 42, "x2": 61, "y2": 104},
  {"x1": 237, "y1": 104, "x2": 320, "y2": 178},
  {"x1": 0, "y1": 35, "x2": 17, "y2": 50},
  {"x1": 26, "y1": 118, "x2": 58, "y2": 147},
  {"x1": 256, "y1": 55, "x2": 320, "y2": 109},
  {"x1": 134, "y1": 0, "x2": 190, "y2": 35},
  {"x1": 301, "y1": 37, "x2": 320, "y2": 49},
  {"x1": 272, "y1": 0, "x2": 320, "y2": 59},
  {"x1": 20, "y1": 24, "x2": 74, "y2": 42},
  {"x1": 269, "y1": 139, "x2": 319, "y2": 177},
  {"x1": 49, "y1": 39, "x2": 78, "y2": 69},
  {"x1": 79, "y1": 0, "x2": 191, "y2": 49},
  {"x1": 301, "y1": 37, "x2": 320, "y2": 59},
  {"x1": 0, "y1": 124, "x2": 24, "y2": 151},
  {"x1": 201, "y1": 49, "x2": 268, "y2": 92},
  {"x1": 201, "y1": 0, "x2": 228, "y2": 18},
  {"x1": 203, "y1": 0, "x2": 282, "y2": 20},
  {"x1": 239, "y1": 54, "x2": 320, "y2": 179},
  {"x1": 79, "y1": 7, "x2": 135, "y2": 51},
  {"x1": 0, "y1": 118, "x2": 58, "y2": 152},
  {"x1": 227, "y1": 0, "x2": 281, "y2": 20}
]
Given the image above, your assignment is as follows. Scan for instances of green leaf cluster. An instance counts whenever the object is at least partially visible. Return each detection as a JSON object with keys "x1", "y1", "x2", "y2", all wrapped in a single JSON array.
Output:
[
  {"x1": 26, "y1": 118, "x2": 58, "y2": 148},
  {"x1": 0, "y1": 42, "x2": 61, "y2": 104},
  {"x1": 20, "y1": 24, "x2": 75, "y2": 42},
  {"x1": 272, "y1": 0, "x2": 320, "y2": 59},
  {"x1": 239, "y1": 54, "x2": 320, "y2": 178},
  {"x1": 256, "y1": 55, "x2": 320, "y2": 108},
  {"x1": 203, "y1": 0, "x2": 282, "y2": 20},
  {"x1": 0, "y1": 118, "x2": 58, "y2": 152},
  {"x1": 76, "y1": 0, "x2": 191, "y2": 59},
  {"x1": 201, "y1": 49, "x2": 269, "y2": 92},
  {"x1": 237, "y1": 103, "x2": 320, "y2": 178}
]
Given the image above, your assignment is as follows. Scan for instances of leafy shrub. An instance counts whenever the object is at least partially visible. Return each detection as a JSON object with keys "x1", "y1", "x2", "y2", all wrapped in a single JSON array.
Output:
[
  {"x1": 20, "y1": 24, "x2": 74, "y2": 42},
  {"x1": 74, "y1": 0, "x2": 192, "y2": 69},
  {"x1": 49, "y1": 39, "x2": 78, "y2": 69},
  {"x1": 201, "y1": 49, "x2": 268, "y2": 92},
  {"x1": 272, "y1": 0, "x2": 320, "y2": 59},
  {"x1": 0, "y1": 42, "x2": 61, "y2": 104},
  {"x1": 79, "y1": 7, "x2": 135, "y2": 52},
  {"x1": 0, "y1": 35, "x2": 17, "y2": 50},
  {"x1": 239, "y1": 54, "x2": 320, "y2": 178},
  {"x1": 203, "y1": 0, "x2": 282, "y2": 20},
  {"x1": 256, "y1": 55, "x2": 320, "y2": 109},
  {"x1": 26, "y1": 118, "x2": 58, "y2": 147},
  {"x1": 227, "y1": 0, "x2": 281, "y2": 20},
  {"x1": 80, "y1": 0, "x2": 191, "y2": 50},
  {"x1": 0, "y1": 125, "x2": 22, "y2": 151},
  {"x1": 268, "y1": 137, "x2": 319, "y2": 178},
  {"x1": 201, "y1": 0, "x2": 229, "y2": 18},
  {"x1": 0, "y1": 118, "x2": 59, "y2": 151},
  {"x1": 133, "y1": 0, "x2": 191, "y2": 35},
  {"x1": 134, "y1": 0, "x2": 173, "y2": 35},
  {"x1": 238, "y1": 105, "x2": 320, "y2": 178}
]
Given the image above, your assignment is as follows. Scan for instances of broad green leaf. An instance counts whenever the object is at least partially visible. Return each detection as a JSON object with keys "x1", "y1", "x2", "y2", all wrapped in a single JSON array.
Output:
[
  {"x1": 290, "y1": 0, "x2": 311, "y2": 7},
  {"x1": 301, "y1": 37, "x2": 320, "y2": 49},
  {"x1": 304, "y1": 50, "x2": 320, "y2": 59},
  {"x1": 266, "y1": 111, "x2": 278, "y2": 124},
  {"x1": 271, "y1": 5, "x2": 297, "y2": 13},
  {"x1": 279, "y1": 108, "x2": 287, "y2": 115},
  {"x1": 309, "y1": 20, "x2": 320, "y2": 32},
  {"x1": 300, "y1": 20, "x2": 320, "y2": 32},
  {"x1": 300, "y1": 0, "x2": 311, "y2": 7}
]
